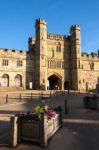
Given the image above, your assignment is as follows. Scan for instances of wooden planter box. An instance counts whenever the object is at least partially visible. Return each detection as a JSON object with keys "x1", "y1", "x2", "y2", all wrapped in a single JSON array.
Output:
[
  {"x1": 83, "y1": 95, "x2": 98, "y2": 109},
  {"x1": 10, "y1": 107, "x2": 62, "y2": 147},
  {"x1": 88, "y1": 99, "x2": 97, "y2": 109}
]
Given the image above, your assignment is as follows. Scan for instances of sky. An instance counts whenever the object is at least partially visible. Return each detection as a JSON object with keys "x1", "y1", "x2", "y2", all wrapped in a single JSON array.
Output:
[{"x1": 0, "y1": 0, "x2": 99, "y2": 53}]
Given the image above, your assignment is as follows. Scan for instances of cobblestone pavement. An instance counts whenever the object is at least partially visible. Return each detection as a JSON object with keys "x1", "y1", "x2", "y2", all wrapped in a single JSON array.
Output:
[{"x1": 0, "y1": 91, "x2": 99, "y2": 150}]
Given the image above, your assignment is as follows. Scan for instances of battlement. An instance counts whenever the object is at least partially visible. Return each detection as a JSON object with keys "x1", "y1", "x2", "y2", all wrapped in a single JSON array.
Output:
[
  {"x1": 81, "y1": 52, "x2": 99, "y2": 59},
  {"x1": 28, "y1": 37, "x2": 35, "y2": 44},
  {"x1": 0, "y1": 48, "x2": 27, "y2": 54},
  {"x1": 70, "y1": 24, "x2": 80, "y2": 32},
  {"x1": 47, "y1": 33, "x2": 66, "y2": 41},
  {"x1": 35, "y1": 18, "x2": 47, "y2": 26}
]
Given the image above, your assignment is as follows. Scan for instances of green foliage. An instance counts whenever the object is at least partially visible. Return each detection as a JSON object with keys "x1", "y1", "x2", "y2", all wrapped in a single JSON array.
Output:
[{"x1": 34, "y1": 106, "x2": 44, "y2": 113}]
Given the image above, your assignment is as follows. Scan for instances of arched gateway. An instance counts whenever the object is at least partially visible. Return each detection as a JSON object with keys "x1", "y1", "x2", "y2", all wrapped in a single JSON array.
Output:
[{"x1": 47, "y1": 73, "x2": 62, "y2": 90}]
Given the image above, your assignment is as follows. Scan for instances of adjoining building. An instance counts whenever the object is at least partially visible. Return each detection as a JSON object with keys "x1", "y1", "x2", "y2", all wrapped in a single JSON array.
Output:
[{"x1": 0, "y1": 18, "x2": 99, "y2": 91}]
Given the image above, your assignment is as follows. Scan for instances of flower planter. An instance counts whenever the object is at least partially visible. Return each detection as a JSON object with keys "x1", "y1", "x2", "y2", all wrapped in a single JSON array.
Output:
[
  {"x1": 10, "y1": 106, "x2": 62, "y2": 147},
  {"x1": 83, "y1": 95, "x2": 98, "y2": 109},
  {"x1": 83, "y1": 96, "x2": 91, "y2": 108},
  {"x1": 88, "y1": 99, "x2": 97, "y2": 109}
]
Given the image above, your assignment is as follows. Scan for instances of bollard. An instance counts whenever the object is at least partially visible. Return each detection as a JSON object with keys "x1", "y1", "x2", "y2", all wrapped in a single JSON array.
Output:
[
  {"x1": 6, "y1": 94, "x2": 8, "y2": 104},
  {"x1": 57, "y1": 91, "x2": 58, "y2": 96},
  {"x1": 39, "y1": 92, "x2": 41, "y2": 99},
  {"x1": 19, "y1": 94, "x2": 21, "y2": 102},
  {"x1": 31, "y1": 93, "x2": 33, "y2": 101},
  {"x1": 50, "y1": 91, "x2": 51, "y2": 99},
  {"x1": 65, "y1": 99, "x2": 68, "y2": 114},
  {"x1": 62, "y1": 91, "x2": 63, "y2": 96},
  {"x1": 41, "y1": 91, "x2": 43, "y2": 99},
  {"x1": 64, "y1": 90, "x2": 65, "y2": 95},
  {"x1": 68, "y1": 89, "x2": 70, "y2": 95},
  {"x1": 10, "y1": 116, "x2": 18, "y2": 147}
]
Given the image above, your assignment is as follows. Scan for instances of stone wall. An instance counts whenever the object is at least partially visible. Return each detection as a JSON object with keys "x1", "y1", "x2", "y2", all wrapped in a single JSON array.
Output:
[
  {"x1": 80, "y1": 53, "x2": 99, "y2": 91},
  {"x1": 1, "y1": 18, "x2": 99, "y2": 92},
  {"x1": 0, "y1": 49, "x2": 34, "y2": 90}
]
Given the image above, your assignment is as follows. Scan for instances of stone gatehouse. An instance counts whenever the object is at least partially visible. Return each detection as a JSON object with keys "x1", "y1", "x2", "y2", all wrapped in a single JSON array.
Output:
[{"x1": 0, "y1": 18, "x2": 99, "y2": 91}]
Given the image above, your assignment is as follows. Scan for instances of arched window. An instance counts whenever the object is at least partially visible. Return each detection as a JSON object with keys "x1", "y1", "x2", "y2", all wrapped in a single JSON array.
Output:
[
  {"x1": 55, "y1": 61, "x2": 57, "y2": 68},
  {"x1": 59, "y1": 61, "x2": 61, "y2": 68},
  {"x1": 17, "y1": 60, "x2": 23, "y2": 67},
  {"x1": 62, "y1": 62, "x2": 64, "y2": 69},
  {"x1": 52, "y1": 50, "x2": 54, "y2": 57},
  {"x1": 57, "y1": 61, "x2": 59, "y2": 68},
  {"x1": 56, "y1": 42, "x2": 61, "y2": 52},
  {"x1": 15, "y1": 74, "x2": 22, "y2": 87},
  {"x1": 2, "y1": 74, "x2": 9, "y2": 87},
  {"x1": 50, "y1": 61, "x2": 51, "y2": 68},
  {"x1": 50, "y1": 61, "x2": 53, "y2": 69},
  {"x1": 48, "y1": 61, "x2": 50, "y2": 68},
  {"x1": 2, "y1": 59, "x2": 9, "y2": 66},
  {"x1": 56, "y1": 61, "x2": 61, "y2": 68},
  {"x1": 52, "y1": 60, "x2": 55, "y2": 69},
  {"x1": 90, "y1": 62, "x2": 94, "y2": 70},
  {"x1": 78, "y1": 60, "x2": 80, "y2": 68},
  {"x1": 83, "y1": 79, "x2": 85, "y2": 83},
  {"x1": 82, "y1": 64, "x2": 83, "y2": 69}
]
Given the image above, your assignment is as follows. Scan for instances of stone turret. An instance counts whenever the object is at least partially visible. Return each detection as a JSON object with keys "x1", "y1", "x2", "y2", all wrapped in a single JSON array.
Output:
[
  {"x1": 34, "y1": 18, "x2": 47, "y2": 90},
  {"x1": 70, "y1": 25, "x2": 81, "y2": 90},
  {"x1": 70, "y1": 25, "x2": 81, "y2": 58}
]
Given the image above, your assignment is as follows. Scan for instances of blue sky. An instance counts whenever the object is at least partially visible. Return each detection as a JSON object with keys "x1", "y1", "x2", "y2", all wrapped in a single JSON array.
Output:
[{"x1": 0, "y1": 0, "x2": 99, "y2": 53}]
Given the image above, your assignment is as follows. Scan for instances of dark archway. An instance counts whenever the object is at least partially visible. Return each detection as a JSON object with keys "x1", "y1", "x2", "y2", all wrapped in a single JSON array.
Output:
[
  {"x1": 15, "y1": 74, "x2": 22, "y2": 87},
  {"x1": 48, "y1": 75, "x2": 61, "y2": 90},
  {"x1": 64, "y1": 81, "x2": 69, "y2": 90},
  {"x1": 2, "y1": 74, "x2": 9, "y2": 87}
]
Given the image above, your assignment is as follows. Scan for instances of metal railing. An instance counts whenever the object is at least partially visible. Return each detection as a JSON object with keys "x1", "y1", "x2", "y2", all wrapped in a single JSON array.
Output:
[{"x1": 0, "y1": 90, "x2": 69, "y2": 105}]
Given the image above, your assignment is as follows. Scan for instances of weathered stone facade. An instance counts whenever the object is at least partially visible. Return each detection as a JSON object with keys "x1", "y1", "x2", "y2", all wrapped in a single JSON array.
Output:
[
  {"x1": 0, "y1": 49, "x2": 34, "y2": 90},
  {"x1": 0, "y1": 18, "x2": 99, "y2": 91}
]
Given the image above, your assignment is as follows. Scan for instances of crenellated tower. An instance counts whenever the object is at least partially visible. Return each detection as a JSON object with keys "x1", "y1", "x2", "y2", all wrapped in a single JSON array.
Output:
[
  {"x1": 70, "y1": 25, "x2": 82, "y2": 90},
  {"x1": 35, "y1": 18, "x2": 47, "y2": 90}
]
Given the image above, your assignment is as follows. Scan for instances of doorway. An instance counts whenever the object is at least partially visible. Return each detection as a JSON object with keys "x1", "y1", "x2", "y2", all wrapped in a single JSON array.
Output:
[{"x1": 48, "y1": 74, "x2": 61, "y2": 90}]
